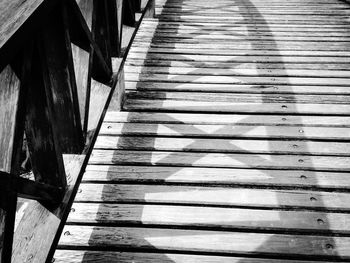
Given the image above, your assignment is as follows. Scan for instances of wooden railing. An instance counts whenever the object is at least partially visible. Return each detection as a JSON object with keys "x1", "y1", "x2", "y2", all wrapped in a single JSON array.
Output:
[{"x1": 0, "y1": 0, "x2": 155, "y2": 262}]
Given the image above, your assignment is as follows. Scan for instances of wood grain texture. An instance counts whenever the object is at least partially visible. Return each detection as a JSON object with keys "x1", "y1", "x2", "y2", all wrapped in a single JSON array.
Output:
[
  {"x1": 0, "y1": 66, "x2": 20, "y2": 172},
  {"x1": 83, "y1": 165, "x2": 350, "y2": 189},
  {"x1": 56, "y1": 0, "x2": 350, "y2": 260},
  {"x1": 75, "y1": 183, "x2": 350, "y2": 210},
  {"x1": 104, "y1": 111, "x2": 350, "y2": 126},
  {"x1": 12, "y1": 155, "x2": 85, "y2": 263},
  {"x1": 54, "y1": 250, "x2": 347, "y2": 263},
  {"x1": 124, "y1": 99, "x2": 350, "y2": 114},
  {"x1": 67, "y1": 203, "x2": 350, "y2": 234},
  {"x1": 99, "y1": 122, "x2": 350, "y2": 140},
  {"x1": 124, "y1": 81, "x2": 350, "y2": 94},
  {"x1": 58, "y1": 225, "x2": 350, "y2": 258},
  {"x1": 95, "y1": 136, "x2": 350, "y2": 156}
]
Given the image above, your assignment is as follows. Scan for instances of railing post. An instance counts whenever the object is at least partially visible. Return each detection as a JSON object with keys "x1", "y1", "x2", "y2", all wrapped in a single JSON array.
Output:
[
  {"x1": 123, "y1": 0, "x2": 136, "y2": 26},
  {"x1": 107, "y1": 0, "x2": 124, "y2": 57},
  {"x1": 0, "y1": 58, "x2": 27, "y2": 262},
  {"x1": 38, "y1": 3, "x2": 84, "y2": 154},
  {"x1": 144, "y1": 0, "x2": 155, "y2": 18}
]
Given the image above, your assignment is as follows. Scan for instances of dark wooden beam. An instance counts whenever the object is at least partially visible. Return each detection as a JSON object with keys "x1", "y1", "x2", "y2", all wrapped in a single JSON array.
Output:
[
  {"x1": 92, "y1": 0, "x2": 112, "y2": 76},
  {"x1": 24, "y1": 45, "x2": 67, "y2": 188},
  {"x1": 38, "y1": 4, "x2": 84, "y2": 154},
  {"x1": 0, "y1": 172, "x2": 63, "y2": 205},
  {"x1": 133, "y1": 0, "x2": 142, "y2": 12},
  {"x1": 123, "y1": 0, "x2": 136, "y2": 26},
  {"x1": 106, "y1": 0, "x2": 124, "y2": 57}
]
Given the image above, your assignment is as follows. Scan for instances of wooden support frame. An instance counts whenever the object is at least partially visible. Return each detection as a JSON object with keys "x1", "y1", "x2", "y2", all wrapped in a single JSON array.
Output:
[
  {"x1": 0, "y1": 61, "x2": 26, "y2": 263},
  {"x1": 39, "y1": 2, "x2": 84, "y2": 154},
  {"x1": 64, "y1": 0, "x2": 112, "y2": 83},
  {"x1": 24, "y1": 45, "x2": 67, "y2": 188},
  {"x1": 0, "y1": 0, "x2": 155, "y2": 261},
  {"x1": 0, "y1": 172, "x2": 63, "y2": 205}
]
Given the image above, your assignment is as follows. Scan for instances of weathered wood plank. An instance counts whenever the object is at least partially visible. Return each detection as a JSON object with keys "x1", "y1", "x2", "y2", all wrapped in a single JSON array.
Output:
[
  {"x1": 0, "y1": 66, "x2": 21, "y2": 172},
  {"x1": 75, "y1": 183, "x2": 350, "y2": 210},
  {"x1": 100, "y1": 122, "x2": 350, "y2": 140},
  {"x1": 125, "y1": 65, "x2": 350, "y2": 78},
  {"x1": 141, "y1": 20, "x2": 350, "y2": 28},
  {"x1": 89, "y1": 149, "x2": 350, "y2": 171},
  {"x1": 126, "y1": 92, "x2": 350, "y2": 104},
  {"x1": 54, "y1": 250, "x2": 345, "y2": 263},
  {"x1": 0, "y1": 65, "x2": 21, "y2": 263},
  {"x1": 104, "y1": 111, "x2": 350, "y2": 127},
  {"x1": 125, "y1": 81, "x2": 350, "y2": 94},
  {"x1": 67, "y1": 203, "x2": 350, "y2": 234},
  {"x1": 58, "y1": 225, "x2": 350, "y2": 259},
  {"x1": 124, "y1": 99, "x2": 350, "y2": 114},
  {"x1": 95, "y1": 136, "x2": 350, "y2": 156},
  {"x1": 132, "y1": 41, "x2": 350, "y2": 52},
  {"x1": 83, "y1": 165, "x2": 350, "y2": 189},
  {"x1": 126, "y1": 52, "x2": 350, "y2": 63},
  {"x1": 138, "y1": 28, "x2": 350, "y2": 37}
]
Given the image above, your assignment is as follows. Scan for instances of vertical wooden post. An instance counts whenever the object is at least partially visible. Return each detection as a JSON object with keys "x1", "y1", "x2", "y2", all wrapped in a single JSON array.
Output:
[
  {"x1": 133, "y1": 0, "x2": 141, "y2": 12},
  {"x1": 0, "y1": 65, "x2": 22, "y2": 263},
  {"x1": 24, "y1": 45, "x2": 67, "y2": 188},
  {"x1": 92, "y1": 0, "x2": 113, "y2": 72},
  {"x1": 38, "y1": 3, "x2": 84, "y2": 154},
  {"x1": 144, "y1": 0, "x2": 155, "y2": 18},
  {"x1": 107, "y1": 0, "x2": 124, "y2": 57},
  {"x1": 123, "y1": 0, "x2": 136, "y2": 26}
]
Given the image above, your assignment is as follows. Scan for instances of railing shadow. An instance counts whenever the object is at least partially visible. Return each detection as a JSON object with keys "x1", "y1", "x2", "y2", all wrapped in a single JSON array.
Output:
[{"x1": 83, "y1": 0, "x2": 340, "y2": 261}]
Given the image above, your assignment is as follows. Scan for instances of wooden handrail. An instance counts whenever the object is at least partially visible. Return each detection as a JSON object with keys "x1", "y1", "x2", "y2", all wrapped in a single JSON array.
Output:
[{"x1": 0, "y1": 0, "x2": 155, "y2": 262}]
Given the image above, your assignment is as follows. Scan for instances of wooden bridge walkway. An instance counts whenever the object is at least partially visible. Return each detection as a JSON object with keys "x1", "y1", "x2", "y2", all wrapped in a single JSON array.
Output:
[{"x1": 55, "y1": 0, "x2": 350, "y2": 261}]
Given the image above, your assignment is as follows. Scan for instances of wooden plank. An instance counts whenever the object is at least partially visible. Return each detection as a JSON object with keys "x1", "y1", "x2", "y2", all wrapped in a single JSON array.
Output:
[
  {"x1": 136, "y1": 31, "x2": 350, "y2": 40},
  {"x1": 67, "y1": 203, "x2": 350, "y2": 234},
  {"x1": 125, "y1": 65, "x2": 350, "y2": 79},
  {"x1": 53, "y1": 250, "x2": 345, "y2": 263},
  {"x1": 104, "y1": 111, "x2": 350, "y2": 127},
  {"x1": 141, "y1": 20, "x2": 350, "y2": 28},
  {"x1": 95, "y1": 136, "x2": 350, "y2": 156},
  {"x1": 0, "y1": 66, "x2": 21, "y2": 172},
  {"x1": 126, "y1": 92, "x2": 350, "y2": 104},
  {"x1": 126, "y1": 59, "x2": 350, "y2": 71},
  {"x1": 125, "y1": 73, "x2": 350, "y2": 87},
  {"x1": 75, "y1": 183, "x2": 350, "y2": 210},
  {"x1": 89, "y1": 149, "x2": 350, "y2": 171},
  {"x1": 129, "y1": 47, "x2": 350, "y2": 57},
  {"x1": 132, "y1": 41, "x2": 350, "y2": 51},
  {"x1": 83, "y1": 165, "x2": 350, "y2": 190},
  {"x1": 125, "y1": 81, "x2": 350, "y2": 94},
  {"x1": 139, "y1": 23, "x2": 350, "y2": 32},
  {"x1": 58, "y1": 225, "x2": 350, "y2": 259},
  {"x1": 124, "y1": 99, "x2": 350, "y2": 115},
  {"x1": 127, "y1": 53, "x2": 350, "y2": 63},
  {"x1": 100, "y1": 122, "x2": 350, "y2": 140}
]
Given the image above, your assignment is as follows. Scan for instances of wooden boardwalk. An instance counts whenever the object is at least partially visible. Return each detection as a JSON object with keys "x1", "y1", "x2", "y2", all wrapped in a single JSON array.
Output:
[{"x1": 55, "y1": 0, "x2": 350, "y2": 261}]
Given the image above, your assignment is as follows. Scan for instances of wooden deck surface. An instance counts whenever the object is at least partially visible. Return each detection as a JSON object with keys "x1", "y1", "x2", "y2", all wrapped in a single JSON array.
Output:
[{"x1": 55, "y1": 0, "x2": 350, "y2": 261}]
